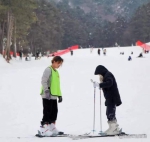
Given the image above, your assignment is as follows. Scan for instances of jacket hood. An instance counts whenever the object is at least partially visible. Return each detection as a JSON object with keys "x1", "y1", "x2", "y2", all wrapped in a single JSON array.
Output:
[{"x1": 94, "y1": 65, "x2": 108, "y2": 76}]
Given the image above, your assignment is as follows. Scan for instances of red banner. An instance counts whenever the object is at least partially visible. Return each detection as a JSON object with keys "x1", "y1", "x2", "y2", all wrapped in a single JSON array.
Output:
[
  {"x1": 2, "y1": 45, "x2": 79, "y2": 57},
  {"x1": 136, "y1": 41, "x2": 150, "y2": 51},
  {"x1": 2, "y1": 51, "x2": 19, "y2": 56},
  {"x1": 50, "y1": 45, "x2": 79, "y2": 56}
]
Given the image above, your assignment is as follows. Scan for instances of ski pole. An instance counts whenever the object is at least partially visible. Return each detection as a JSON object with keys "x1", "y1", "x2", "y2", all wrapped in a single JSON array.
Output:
[
  {"x1": 99, "y1": 89, "x2": 103, "y2": 134},
  {"x1": 91, "y1": 79, "x2": 96, "y2": 134},
  {"x1": 93, "y1": 86, "x2": 96, "y2": 134}
]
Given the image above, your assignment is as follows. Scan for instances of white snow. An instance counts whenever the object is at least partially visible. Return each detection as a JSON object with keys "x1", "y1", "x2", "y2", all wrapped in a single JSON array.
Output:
[{"x1": 0, "y1": 45, "x2": 150, "y2": 142}]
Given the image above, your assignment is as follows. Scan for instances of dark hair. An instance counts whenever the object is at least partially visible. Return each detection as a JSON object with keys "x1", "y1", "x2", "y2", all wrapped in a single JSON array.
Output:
[{"x1": 51, "y1": 56, "x2": 64, "y2": 63}]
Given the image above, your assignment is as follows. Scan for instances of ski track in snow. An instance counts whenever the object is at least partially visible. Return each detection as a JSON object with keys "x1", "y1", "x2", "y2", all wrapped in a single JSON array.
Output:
[{"x1": 0, "y1": 46, "x2": 150, "y2": 142}]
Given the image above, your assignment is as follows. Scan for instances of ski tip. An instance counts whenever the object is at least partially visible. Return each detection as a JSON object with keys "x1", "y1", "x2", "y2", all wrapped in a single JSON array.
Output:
[
  {"x1": 58, "y1": 132, "x2": 64, "y2": 135},
  {"x1": 35, "y1": 134, "x2": 43, "y2": 138}
]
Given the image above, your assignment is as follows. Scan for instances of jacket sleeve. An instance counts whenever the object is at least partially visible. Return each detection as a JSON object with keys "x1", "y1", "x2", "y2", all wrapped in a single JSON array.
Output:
[
  {"x1": 41, "y1": 67, "x2": 51, "y2": 92},
  {"x1": 100, "y1": 77, "x2": 113, "y2": 88}
]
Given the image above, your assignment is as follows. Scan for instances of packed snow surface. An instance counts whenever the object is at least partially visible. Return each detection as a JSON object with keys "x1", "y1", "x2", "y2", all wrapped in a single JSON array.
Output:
[{"x1": 0, "y1": 46, "x2": 149, "y2": 142}]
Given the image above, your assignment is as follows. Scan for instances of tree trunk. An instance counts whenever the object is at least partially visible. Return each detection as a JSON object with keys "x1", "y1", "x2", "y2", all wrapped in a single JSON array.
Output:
[
  {"x1": 0, "y1": 23, "x2": 2, "y2": 54},
  {"x1": 0, "y1": 21, "x2": 5, "y2": 56},
  {"x1": 5, "y1": 11, "x2": 14, "y2": 63},
  {"x1": 4, "y1": 11, "x2": 10, "y2": 61},
  {"x1": 13, "y1": 19, "x2": 17, "y2": 58},
  {"x1": 2, "y1": 21, "x2": 5, "y2": 57}
]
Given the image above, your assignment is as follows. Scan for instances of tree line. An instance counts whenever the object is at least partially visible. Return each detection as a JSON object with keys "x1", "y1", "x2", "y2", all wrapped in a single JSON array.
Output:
[{"x1": 0, "y1": 0, "x2": 150, "y2": 62}]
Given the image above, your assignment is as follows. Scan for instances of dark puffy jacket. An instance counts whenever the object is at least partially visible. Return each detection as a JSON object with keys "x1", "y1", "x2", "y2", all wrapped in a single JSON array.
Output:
[{"x1": 95, "y1": 65, "x2": 122, "y2": 106}]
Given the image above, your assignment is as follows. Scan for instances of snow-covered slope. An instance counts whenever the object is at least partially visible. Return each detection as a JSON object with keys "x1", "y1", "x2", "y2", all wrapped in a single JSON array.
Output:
[{"x1": 0, "y1": 46, "x2": 149, "y2": 142}]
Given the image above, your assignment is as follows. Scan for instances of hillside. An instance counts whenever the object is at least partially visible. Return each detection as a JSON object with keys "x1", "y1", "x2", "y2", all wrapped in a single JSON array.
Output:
[{"x1": 50, "y1": 0, "x2": 149, "y2": 22}]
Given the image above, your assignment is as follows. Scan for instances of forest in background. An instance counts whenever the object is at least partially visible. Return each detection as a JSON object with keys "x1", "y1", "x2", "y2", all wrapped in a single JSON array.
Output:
[{"x1": 0, "y1": 0, "x2": 150, "y2": 61}]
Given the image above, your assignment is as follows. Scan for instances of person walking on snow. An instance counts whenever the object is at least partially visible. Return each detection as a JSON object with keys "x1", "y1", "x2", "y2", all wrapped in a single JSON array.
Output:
[
  {"x1": 18, "y1": 50, "x2": 22, "y2": 60},
  {"x1": 39, "y1": 56, "x2": 64, "y2": 136},
  {"x1": 70, "y1": 50, "x2": 73, "y2": 56},
  {"x1": 103, "y1": 49, "x2": 106, "y2": 55},
  {"x1": 93, "y1": 65, "x2": 122, "y2": 135},
  {"x1": 98, "y1": 48, "x2": 100, "y2": 55}
]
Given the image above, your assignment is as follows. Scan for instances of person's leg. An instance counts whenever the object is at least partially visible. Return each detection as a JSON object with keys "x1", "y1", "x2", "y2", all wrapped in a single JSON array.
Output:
[
  {"x1": 49, "y1": 100, "x2": 58, "y2": 123},
  {"x1": 41, "y1": 99, "x2": 51, "y2": 125},
  {"x1": 105, "y1": 104, "x2": 121, "y2": 135},
  {"x1": 49, "y1": 100, "x2": 59, "y2": 135},
  {"x1": 40, "y1": 99, "x2": 53, "y2": 136},
  {"x1": 106, "y1": 104, "x2": 116, "y2": 121}
]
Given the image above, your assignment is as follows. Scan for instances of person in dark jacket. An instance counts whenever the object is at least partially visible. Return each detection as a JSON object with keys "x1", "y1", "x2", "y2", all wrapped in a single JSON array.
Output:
[
  {"x1": 98, "y1": 49, "x2": 100, "y2": 55},
  {"x1": 138, "y1": 53, "x2": 143, "y2": 58},
  {"x1": 93, "y1": 65, "x2": 122, "y2": 135},
  {"x1": 35, "y1": 50, "x2": 39, "y2": 60},
  {"x1": 128, "y1": 56, "x2": 132, "y2": 61},
  {"x1": 70, "y1": 50, "x2": 73, "y2": 56},
  {"x1": 18, "y1": 50, "x2": 22, "y2": 60}
]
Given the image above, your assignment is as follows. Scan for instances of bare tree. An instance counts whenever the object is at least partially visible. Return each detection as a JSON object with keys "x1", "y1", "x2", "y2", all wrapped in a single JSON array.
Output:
[{"x1": 4, "y1": 10, "x2": 14, "y2": 63}]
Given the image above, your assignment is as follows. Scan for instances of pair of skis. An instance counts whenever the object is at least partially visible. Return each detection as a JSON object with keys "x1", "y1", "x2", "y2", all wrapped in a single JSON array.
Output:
[
  {"x1": 35, "y1": 132, "x2": 126, "y2": 138},
  {"x1": 35, "y1": 132, "x2": 147, "y2": 140}
]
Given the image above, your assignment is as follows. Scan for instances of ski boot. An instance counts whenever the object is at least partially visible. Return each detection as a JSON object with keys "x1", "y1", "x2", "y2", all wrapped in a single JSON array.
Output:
[
  {"x1": 104, "y1": 120, "x2": 122, "y2": 135},
  {"x1": 39, "y1": 123, "x2": 53, "y2": 136}
]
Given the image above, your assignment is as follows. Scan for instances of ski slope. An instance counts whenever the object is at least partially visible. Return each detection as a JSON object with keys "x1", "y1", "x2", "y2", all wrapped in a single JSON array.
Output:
[{"x1": 0, "y1": 46, "x2": 150, "y2": 142}]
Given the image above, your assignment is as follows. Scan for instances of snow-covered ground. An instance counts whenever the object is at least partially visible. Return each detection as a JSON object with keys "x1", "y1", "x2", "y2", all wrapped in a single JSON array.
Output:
[{"x1": 0, "y1": 46, "x2": 150, "y2": 142}]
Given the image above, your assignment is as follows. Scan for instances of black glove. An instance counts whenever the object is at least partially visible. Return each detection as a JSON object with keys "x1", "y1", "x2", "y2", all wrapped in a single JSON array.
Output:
[{"x1": 58, "y1": 96, "x2": 62, "y2": 103}]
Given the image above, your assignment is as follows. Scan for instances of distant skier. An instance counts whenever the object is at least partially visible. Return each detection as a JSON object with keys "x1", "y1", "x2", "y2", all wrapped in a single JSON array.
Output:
[
  {"x1": 93, "y1": 65, "x2": 122, "y2": 135},
  {"x1": 145, "y1": 50, "x2": 149, "y2": 54},
  {"x1": 131, "y1": 51, "x2": 133, "y2": 55},
  {"x1": 103, "y1": 49, "x2": 106, "y2": 55},
  {"x1": 120, "y1": 52, "x2": 124, "y2": 55},
  {"x1": 18, "y1": 50, "x2": 22, "y2": 60},
  {"x1": 25, "y1": 55, "x2": 29, "y2": 61},
  {"x1": 138, "y1": 53, "x2": 143, "y2": 58},
  {"x1": 70, "y1": 50, "x2": 73, "y2": 56},
  {"x1": 98, "y1": 48, "x2": 100, "y2": 55},
  {"x1": 39, "y1": 56, "x2": 64, "y2": 136},
  {"x1": 39, "y1": 52, "x2": 42, "y2": 59},
  {"x1": 35, "y1": 50, "x2": 39, "y2": 60},
  {"x1": 28, "y1": 52, "x2": 32, "y2": 61},
  {"x1": 128, "y1": 56, "x2": 132, "y2": 61}
]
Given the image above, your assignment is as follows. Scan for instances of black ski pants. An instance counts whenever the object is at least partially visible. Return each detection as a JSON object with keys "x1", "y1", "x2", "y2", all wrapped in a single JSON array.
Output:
[
  {"x1": 41, "y1": 99, "x2": 58, "y2": 125},
  {"x1": 106, "y1": 104, "x2": 116, "y2": 121}
]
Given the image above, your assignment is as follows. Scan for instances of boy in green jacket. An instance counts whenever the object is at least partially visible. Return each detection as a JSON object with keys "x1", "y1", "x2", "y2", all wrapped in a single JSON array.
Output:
[{"x1": 39, "y1": 56, "x2": 64, "y2": 136}]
